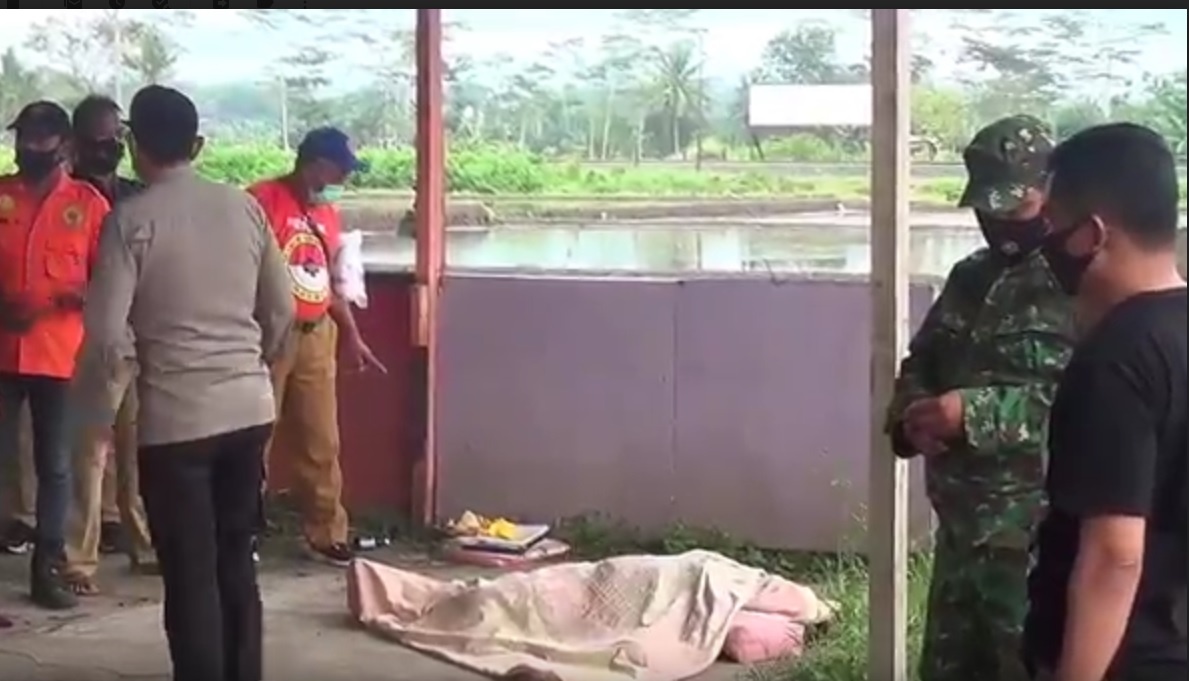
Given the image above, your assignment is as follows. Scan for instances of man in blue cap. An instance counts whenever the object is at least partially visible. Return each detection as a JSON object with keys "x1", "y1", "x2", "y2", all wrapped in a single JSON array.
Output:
[{"x1": 249, "y1": 127, "x2": 384, "y2": 566}]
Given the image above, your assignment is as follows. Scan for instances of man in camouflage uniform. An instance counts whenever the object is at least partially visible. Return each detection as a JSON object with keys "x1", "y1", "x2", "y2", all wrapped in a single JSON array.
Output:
[{"x1": 885, "y1": 115, "x2": 1076, "y2": 681}]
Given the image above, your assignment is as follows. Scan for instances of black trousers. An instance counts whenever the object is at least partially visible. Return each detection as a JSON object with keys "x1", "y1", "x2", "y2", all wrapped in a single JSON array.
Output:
[{"x1": 139, "y1": 424, "x2": 271, "y2": 681}]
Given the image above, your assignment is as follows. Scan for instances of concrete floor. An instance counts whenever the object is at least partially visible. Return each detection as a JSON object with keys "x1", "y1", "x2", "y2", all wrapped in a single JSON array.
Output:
[{"x1": 0, "y1": 548, "x2": 746, "y2": 681}]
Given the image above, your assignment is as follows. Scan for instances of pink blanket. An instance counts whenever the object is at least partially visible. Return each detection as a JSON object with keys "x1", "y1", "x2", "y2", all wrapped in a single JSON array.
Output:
[{"x1": 348, "y1": 551, "x2": 833, "y2": 680}]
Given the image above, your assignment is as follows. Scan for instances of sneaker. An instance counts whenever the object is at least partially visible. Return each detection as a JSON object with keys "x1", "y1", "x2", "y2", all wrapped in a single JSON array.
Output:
[
  {"x1": 99, "y1": 521, "x2": 124, "y2": 554},
  {"x1": 251, "y1": 536, "x2": 260, "y2": 564},
  {"x1": 304, "y1": 542, "x2": 353, "y2": 567},
  {"x1": 1, "y1": 521, "x2": 34, "y2": 555}
]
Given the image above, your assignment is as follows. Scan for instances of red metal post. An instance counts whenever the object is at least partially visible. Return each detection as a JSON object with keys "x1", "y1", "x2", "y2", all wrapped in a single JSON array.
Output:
[{"x1": 412, "y1": 8, "x2": 445, "y2": 526}]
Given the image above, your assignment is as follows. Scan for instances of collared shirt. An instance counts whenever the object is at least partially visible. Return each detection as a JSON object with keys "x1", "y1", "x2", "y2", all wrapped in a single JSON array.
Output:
[
  {"x1": 0, "y1": 172, "x2": 110, "y2": 379},
  {"x1": 247, "y1": 179, "x2": 343, "y2": 323},
  {"x1": 75, "y1": 174, "x2": 145, "y2": 205},
  {"x1": 81, "y1": 166, "x2": 294, "y2": 446}
]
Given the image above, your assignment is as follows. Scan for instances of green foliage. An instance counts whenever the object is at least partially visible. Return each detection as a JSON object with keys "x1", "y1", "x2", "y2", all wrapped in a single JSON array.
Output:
[
  {"x1": 193, "y1": 144, "x2": 293, "y2": 186},
  {"x1": 2, "y1": 10, "x2": 1186, "y2": 167},
  {"x1": 1, "y1": 145, "x2": 1183, "y2": 207},
  {"x1": 196, "y1": 142, "x2": 868, "y2": 196},
  {"x1": 760, "y1": 134, "x2": 851, "y2": 163},
  {"x1": 0, "y1": 143, "x2": 866, "y2": 196},
  {"x1": 206, "y1": 144, "x2": 747, "y2": 195}
]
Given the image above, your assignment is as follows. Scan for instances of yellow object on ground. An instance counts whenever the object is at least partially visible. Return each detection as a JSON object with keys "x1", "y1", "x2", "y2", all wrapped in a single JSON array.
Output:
[{"x1": 449, "y1": 510, "x2": 520, "y2": 539}]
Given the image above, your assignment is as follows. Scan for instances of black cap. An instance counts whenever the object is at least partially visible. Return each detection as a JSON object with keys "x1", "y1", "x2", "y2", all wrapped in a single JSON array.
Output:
[
  {"x1": 127, "y1": 85, "x2": 199, "y2": 144},
  {"x1": 6, "y1": 100, "x2": 71, "y2": 138}
]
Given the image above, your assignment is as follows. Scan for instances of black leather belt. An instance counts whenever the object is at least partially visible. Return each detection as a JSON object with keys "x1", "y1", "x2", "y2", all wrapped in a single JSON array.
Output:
[{"x1": 296, "y1": 317, "x2": 325, "y2": 334}]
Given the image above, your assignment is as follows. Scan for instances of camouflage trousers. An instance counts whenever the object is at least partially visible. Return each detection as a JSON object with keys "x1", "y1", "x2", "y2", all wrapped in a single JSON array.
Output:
[{"x1": 919, "y1": 530, "x2": 1031, "y2": 681}]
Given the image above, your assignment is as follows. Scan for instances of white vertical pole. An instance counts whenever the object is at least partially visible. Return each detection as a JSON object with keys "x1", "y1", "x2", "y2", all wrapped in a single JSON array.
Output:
[
  {"x1": 868, "y1": 8, "x2": 912, "y2": 681},
  {"x1": 279, "y1": 78, "x2": 290, "y2": 152},
  {"x1": 113, "y1": 11, "x2": 124, "y2": 106}
]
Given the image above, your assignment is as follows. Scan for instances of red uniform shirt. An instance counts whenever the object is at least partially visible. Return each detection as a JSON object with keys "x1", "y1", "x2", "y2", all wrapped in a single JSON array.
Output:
[
  {"x1": 248, "y1": 179, "x2": 342, "y2": 323},
  {"x1": 0, "y1": 172, "x2": 110, "y2": 379}
]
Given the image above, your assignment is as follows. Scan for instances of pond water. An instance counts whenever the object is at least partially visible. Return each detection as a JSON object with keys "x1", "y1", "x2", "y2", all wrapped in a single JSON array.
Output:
[{"x1": 362, "y1": 211, "x2": 1188, "y2": 277}]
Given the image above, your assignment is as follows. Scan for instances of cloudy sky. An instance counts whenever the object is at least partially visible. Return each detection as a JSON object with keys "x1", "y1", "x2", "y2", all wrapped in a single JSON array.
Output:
[{"x1": 1, "y1": 9, "x2": 1185, "y2": 87}]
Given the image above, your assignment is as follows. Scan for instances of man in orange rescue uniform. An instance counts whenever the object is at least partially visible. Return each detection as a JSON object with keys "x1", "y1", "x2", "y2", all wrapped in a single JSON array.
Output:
[
  {"x1": 249, "y1": 127, "x2": 385, "y2": 566},
  {"x1": 0, "y1": 101, "x2": 109, "y2": 610}
]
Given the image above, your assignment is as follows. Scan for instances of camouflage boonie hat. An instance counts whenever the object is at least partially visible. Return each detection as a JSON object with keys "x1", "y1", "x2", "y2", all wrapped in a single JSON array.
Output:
[{"x1": 959, "y1": 114, "x2": 1055, "y2": 214}]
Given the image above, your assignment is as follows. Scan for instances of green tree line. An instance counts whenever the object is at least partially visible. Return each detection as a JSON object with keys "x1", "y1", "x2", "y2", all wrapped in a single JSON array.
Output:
[{"x1": 2, "y1": 9, "x2": 1185, "y2": 164}]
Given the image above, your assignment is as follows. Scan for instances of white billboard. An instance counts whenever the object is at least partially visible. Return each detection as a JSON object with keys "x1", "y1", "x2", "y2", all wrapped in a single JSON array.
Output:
[{"x1": 747, "y1": 84, "x2": 873, "y2": 129}]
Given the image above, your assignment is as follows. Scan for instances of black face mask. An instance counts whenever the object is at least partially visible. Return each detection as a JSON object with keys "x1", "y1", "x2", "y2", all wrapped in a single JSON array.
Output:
[
  {"x1": 976, "y1": 212, "x2": 1049, "y2": 259},
  {"x1": 76, "y1": 139, "x2": 125, "y2": 177},
  {"x1": 14, "y1": 147, "x2": 61, "y2": 182},
  {"x1": 1040, "y1": 226, "x2": 1097, "y2": 296}
]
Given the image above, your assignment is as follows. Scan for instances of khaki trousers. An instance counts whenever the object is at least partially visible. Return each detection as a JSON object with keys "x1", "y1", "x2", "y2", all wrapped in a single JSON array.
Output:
[
  {"x1": 101, "y1": 456, "x2": 119, "y2": 523},
  {"x1": 64, "y1": 367, "x2": 153, "y2": 577},
  {"x1": 268, "y1": 319, "x2": 349, "y2": 547},
  {"x1": 2, "y1": 403, "x2": 36, "y2": 527}
]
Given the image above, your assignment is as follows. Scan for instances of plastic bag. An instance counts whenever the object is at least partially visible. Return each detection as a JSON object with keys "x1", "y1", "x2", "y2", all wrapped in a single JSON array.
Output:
[{"x1": 334, "y1": 230, "x2": 368, "y2": 309}]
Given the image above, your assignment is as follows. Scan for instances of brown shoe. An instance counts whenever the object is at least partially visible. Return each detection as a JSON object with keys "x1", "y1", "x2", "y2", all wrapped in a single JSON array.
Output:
[{"x1": 303, "y1": 542, "x2": 353, "y2": 567}]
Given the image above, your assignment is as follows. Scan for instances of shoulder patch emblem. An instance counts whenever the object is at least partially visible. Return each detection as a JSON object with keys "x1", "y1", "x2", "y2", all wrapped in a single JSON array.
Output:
[{"x1": 62, "y1": 204, "x2": 84, "y2": 229}]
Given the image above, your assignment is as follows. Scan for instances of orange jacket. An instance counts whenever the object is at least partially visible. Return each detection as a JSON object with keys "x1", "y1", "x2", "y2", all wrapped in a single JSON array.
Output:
[
  {"x1": 248, "y1": 179, "x2": 342, "y2": 323},
  {"x1": 0, "y1": 172, "x2": 110, "y2": 379}
]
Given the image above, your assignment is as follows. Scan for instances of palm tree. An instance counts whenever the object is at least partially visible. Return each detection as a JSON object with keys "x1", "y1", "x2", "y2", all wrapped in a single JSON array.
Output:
[
  {"x1": 648, "y1": 41, "x2": 703, "y2": 158},
  {"x1": 123, "y1": 25, "x2": 179, "y2": 86}
]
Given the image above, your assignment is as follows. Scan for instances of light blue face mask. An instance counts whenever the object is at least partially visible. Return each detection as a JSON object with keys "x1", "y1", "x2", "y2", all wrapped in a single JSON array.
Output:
[{"x1": 312, "y1": 184, "x2": 345, "y2": 205}]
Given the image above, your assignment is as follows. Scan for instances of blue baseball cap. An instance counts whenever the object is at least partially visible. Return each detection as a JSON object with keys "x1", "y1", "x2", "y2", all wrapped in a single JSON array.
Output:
[{"x1": 296, "y1": 126, "x2": 369, "y2": 174}]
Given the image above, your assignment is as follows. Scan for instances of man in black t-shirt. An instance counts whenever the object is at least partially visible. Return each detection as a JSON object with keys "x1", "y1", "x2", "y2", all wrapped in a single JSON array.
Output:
[{"x1": 1024, "y1": 123, "x2": 1187, "y2": 681}]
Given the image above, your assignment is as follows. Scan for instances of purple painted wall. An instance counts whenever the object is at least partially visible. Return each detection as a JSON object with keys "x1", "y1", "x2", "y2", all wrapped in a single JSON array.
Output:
[{"x1": 436, "y1": 274, "x2": 937, "y2": 551}]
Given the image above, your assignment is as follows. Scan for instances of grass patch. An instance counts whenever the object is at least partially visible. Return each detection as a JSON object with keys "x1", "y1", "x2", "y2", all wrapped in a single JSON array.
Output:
[{"x1": 553, "y1": 514, "x2": 931, "y2": 681}]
